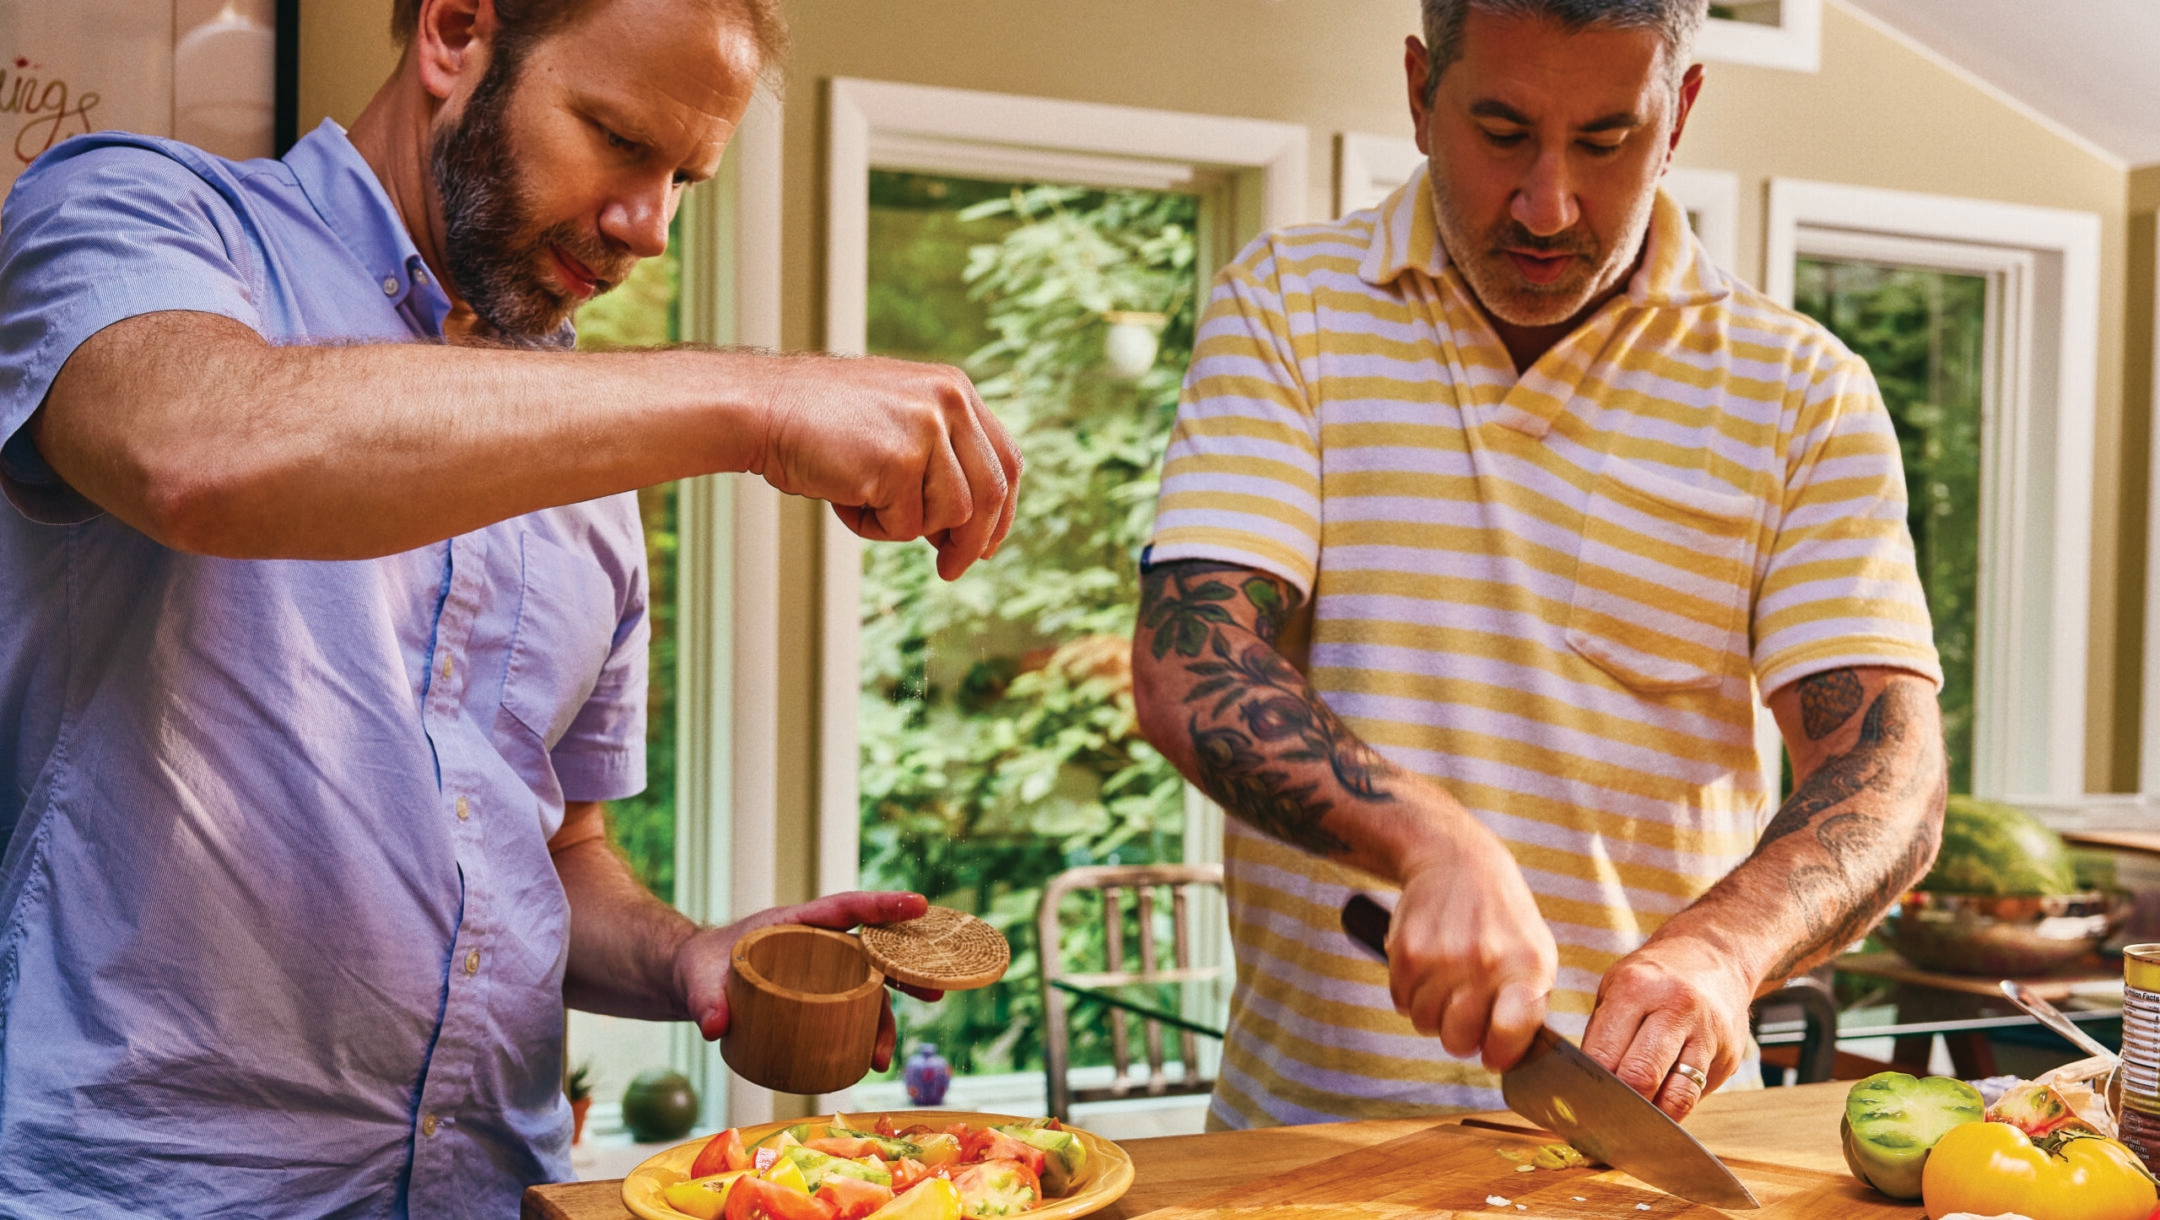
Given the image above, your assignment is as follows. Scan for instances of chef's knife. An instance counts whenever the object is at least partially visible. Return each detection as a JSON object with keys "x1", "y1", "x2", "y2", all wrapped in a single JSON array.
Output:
[{"x1": 1340, "y1": 893, "x2": 1761, "y2": 1210}]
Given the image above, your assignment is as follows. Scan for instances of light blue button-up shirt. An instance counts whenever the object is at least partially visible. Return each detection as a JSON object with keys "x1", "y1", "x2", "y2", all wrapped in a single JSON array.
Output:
[{"x1": 0, "y1": 121, "x2": 649, "y2": 1218}]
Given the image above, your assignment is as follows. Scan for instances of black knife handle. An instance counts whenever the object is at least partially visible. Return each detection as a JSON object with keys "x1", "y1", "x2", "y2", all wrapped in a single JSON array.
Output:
[{"x1": 1341, "y1": 893, "x2": 1392, "y2": 961}]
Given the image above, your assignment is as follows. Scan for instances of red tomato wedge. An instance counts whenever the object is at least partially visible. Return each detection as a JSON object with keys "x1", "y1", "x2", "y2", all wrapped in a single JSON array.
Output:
[
  {"x1": 804, "y1": 1137, "x2": 886, "y2": 1160},
  {"x1": 975, "y1": 1131, "x2": 1046, "y2": 1179},
  {"x1": 887, "y1": 1158, "x2": 937, "y2": 1195},
  {"x1": 692, "y1": 1129, "x2": 752, "y2": 1178},
  {"x1": 725, "y1": 1176, "x2": 837, "y2": 1220},
  {"x1": 815, "y1": 1176, "x2": 896, "y2": 1220}
]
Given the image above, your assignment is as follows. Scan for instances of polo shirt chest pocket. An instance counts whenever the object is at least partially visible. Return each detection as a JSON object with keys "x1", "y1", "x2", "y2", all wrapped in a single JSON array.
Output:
[
  {"x1": 1564, "y1": 458, "x2": 1758, "y2": 693},
  {"x1": 501, "y1": 530, "x2": 617, "y2": 750}
]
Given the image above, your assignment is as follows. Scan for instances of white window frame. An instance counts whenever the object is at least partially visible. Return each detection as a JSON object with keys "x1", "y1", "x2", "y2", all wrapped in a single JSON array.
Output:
[
  {"x1": 671, "y1": 87, "x2": 787, "y2": 1130},
  {"x1": 1330, "y1": 132, "x2": 1740, "y2": 274},
  {"x1": 1765, "y1": 178, "x2": 2102, "y2": 803},
  {"x1": 819, "y1": 78, "x2": 1309, "y2": 907},
  {"x1": 1696, "y1": 0, "x2": 1821, "y2": 72}
]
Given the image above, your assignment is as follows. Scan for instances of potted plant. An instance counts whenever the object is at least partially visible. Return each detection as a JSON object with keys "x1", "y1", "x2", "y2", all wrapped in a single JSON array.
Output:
[{"x1": 566, "y1": 1061, "x2": 594, "y2": 1145}]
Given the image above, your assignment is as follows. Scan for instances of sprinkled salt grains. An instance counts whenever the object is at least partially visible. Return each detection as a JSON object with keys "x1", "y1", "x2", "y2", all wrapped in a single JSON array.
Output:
[
  {"x1": 1637, "y1": 1206, "x2": 1653, "y2": 1212},
  {"x1": 1515, "y1": 1165, "x2": 1536, "y2": 1173},
  {"x1": 1485, "y1": 1196, "x2": 1510, "y2": 1207}
]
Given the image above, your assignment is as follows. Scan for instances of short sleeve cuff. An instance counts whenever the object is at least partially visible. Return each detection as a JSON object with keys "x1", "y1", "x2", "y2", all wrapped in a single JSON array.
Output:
[
  {"x1": 1147, "y1": 532, "x2": 1316, "y2": 598},
  {"x1": 552, "y1": 746, "x2": 646, "y2": 805},
  {"x1": 1756, "y1": 638, "x2": 1945, "y2": 703}
]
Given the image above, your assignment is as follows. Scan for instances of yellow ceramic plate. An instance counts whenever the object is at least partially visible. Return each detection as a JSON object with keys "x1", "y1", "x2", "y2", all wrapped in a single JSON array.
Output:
[{"x1": 622, "y1": 1110, "x2": 1136, "y2": 1220}]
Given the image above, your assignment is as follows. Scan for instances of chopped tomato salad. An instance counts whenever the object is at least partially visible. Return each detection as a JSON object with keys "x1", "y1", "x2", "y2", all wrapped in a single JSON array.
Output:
[{"x1": 660, "y1": 1116, "x2": 1090, "y2": 1220}]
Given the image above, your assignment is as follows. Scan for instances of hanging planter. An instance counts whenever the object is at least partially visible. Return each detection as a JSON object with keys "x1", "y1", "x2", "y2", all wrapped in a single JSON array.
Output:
[{"x1": 1102, "y1": 311, "x2": 1167, "y2": 381}]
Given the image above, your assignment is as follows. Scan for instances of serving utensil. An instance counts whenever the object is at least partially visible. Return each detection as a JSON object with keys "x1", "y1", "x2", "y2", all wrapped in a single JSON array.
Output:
[{"x1": 1998, "y1": 978, "x2": 2126, "y2": 1123}]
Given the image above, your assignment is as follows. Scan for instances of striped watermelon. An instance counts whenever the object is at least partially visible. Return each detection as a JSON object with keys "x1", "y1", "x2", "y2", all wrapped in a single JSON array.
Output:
[{"x1": 1915, "y1": 796, "x2": 2079, "y2": 896}]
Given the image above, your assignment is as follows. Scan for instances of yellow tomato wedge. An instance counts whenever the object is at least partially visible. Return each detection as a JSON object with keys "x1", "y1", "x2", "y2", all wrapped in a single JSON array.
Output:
[
  {"x1": 862, "y1": 1178, "x2": 962, "y2": 1220},
  {"x1": 762, "y1": 1157, "x2": 810, "y2": 1195},
  {"x1": 665, "y1": 1171, "x2": 749, "y2": 1220}
]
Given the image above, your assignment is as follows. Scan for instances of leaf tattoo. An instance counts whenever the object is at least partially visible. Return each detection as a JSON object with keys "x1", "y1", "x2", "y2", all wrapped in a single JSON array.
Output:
[{"x1": 1139, "y1": 560, "x2": 1389, "y2": 858}]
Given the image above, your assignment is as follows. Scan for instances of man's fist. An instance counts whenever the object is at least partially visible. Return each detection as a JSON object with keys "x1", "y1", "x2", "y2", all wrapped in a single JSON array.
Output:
[{"x1": 756, "y1": 355, "x2": 1023, "y2": 581}]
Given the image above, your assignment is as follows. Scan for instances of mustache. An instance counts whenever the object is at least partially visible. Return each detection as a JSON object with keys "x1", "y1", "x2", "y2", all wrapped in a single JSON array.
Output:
[
  {"x1": 535, "y1": 219, "x2": 634, "y2": 296},
  {"x1": 1489, "y1": 221, "x2": 1598, "y2": 259}
]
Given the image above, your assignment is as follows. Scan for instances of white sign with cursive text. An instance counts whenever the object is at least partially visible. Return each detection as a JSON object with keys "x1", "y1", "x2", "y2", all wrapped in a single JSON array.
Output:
[{"x1": 0, "y1": 0, "x2": 274, "y2": 205}]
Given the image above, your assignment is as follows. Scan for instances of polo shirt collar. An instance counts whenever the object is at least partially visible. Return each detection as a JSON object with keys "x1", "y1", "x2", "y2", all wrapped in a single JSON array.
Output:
[
  {"x1": 284, "y1": 119, "x2": 454, "y2": 336},
  {"x1": 1358, "y1": 159, "x2": 1730, "y2": 309}
]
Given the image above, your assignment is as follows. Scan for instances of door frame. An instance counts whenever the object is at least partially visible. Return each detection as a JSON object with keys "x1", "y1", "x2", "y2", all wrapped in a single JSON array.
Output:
[
  {"x1": 1765, "y1": 178, "x2": 2102, "y2": 802},
  {"x1": 674, "y1": 86, "x2": 786, "y2": 1128},
  {"x1": 818, "y1": 78, "x2": 1309, "y2": 900}
]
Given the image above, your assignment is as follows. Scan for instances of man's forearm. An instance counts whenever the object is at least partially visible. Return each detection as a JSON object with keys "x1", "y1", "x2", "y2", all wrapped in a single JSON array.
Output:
[
  {"x1": 1133, "y1": 560, "x2": 1473, "y2": 882},
  {"x1": 1654, "y1": 671, "x2": 1946, "y2": 995},
  {"x1": 554, "y1": 803, "x2": 699, "y2": 1020},
  {"x1": 33, "y1": 312, "x2": 774, "y2": 559}
]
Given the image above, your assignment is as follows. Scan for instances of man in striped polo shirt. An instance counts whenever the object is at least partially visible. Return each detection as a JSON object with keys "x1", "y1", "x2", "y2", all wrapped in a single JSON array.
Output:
[{"x1": 1134, "y1": 0, "x2": 1946, "y2": 1129}]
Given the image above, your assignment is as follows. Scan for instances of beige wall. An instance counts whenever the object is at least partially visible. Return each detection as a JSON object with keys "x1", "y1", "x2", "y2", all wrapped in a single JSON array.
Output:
[
  {"x1": 299, "y1": 1, "x2": 2154, "y2": 894},
  {"x1": 2128, "y1": 163, "x2": 2160, "y2": 796},
  {"x1": 297, "y1": 0, "x2": 398, "y2": 134}
]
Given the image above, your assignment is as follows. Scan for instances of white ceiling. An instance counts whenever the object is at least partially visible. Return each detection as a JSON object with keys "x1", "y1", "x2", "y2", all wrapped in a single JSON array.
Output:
[{"x1": 1840, "y1": 0, "x2": 2160, "y2": 168}]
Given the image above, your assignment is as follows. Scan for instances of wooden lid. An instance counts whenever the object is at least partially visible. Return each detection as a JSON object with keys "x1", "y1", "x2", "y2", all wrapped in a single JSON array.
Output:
[{"x1": 859, "y1": 906, "x2": 1011, "y2": 991}]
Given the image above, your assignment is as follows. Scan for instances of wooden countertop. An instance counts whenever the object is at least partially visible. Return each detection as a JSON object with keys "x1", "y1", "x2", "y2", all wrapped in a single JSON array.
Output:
[{"x1": 522, "y1": 1081, "x2": 1862, "y2": 1220}]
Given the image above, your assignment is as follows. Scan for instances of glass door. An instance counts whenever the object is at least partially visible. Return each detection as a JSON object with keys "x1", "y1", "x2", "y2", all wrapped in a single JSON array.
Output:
[
  {"x1": 857, "y1": 171, "x2": 1200, "y2": 1085},
  {"x1": 1793, "y1": 257, "x2": 1989, "y2": 794}
]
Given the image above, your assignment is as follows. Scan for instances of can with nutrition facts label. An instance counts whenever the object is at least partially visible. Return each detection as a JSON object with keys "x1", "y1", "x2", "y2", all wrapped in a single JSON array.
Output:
[{"x1": 2118, "y1": 944, "x2": 2160, "y2": 1169}]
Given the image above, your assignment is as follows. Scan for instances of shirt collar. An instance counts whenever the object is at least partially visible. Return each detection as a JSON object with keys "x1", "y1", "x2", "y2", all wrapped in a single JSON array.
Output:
[
  {"x1": 284, "y1": 119, "x2": 454, "y2": 336},
  {"x1": 1358, "y1": 159, "x2": 1730, "y2": 309}
]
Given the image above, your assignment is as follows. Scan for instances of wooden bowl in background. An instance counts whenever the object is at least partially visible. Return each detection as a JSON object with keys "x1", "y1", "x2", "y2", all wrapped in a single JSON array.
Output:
[{"x1": 722, "y1": 925, "x2": 886, "y2": 1095}]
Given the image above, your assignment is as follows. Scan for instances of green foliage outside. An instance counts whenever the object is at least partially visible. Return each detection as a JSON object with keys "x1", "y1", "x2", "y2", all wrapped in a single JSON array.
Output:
[
  {"x1": 575, "y1": 231, "x2": 682, "y2": 903},
  {"x1": 861, "y1": 173, "x2": 1201, "y2": 1076},
  {"x1": 1793, "y1": 258, "x2": 1985, "y2": 794}
]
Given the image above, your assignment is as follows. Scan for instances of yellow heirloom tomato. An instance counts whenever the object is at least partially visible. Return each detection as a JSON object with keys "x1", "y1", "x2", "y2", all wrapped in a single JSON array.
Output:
[
  {"x1": 1921, "y1": 1121, "x2": 2157, "y2": 1220},
  {"x1": 664, "y1": 1171, "x2": 750, "y2": 1220}
]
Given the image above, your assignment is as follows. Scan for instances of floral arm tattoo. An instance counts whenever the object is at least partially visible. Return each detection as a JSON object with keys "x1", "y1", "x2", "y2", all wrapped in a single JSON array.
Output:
[{"x1": 1136, "y1": 560, "x2": 1397, "y2": 858}]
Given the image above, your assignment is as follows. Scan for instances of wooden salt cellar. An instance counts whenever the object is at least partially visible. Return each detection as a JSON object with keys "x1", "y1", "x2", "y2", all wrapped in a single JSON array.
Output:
[{"x1": 722, "y1": 925, "x2": 886, "y2": 1095}]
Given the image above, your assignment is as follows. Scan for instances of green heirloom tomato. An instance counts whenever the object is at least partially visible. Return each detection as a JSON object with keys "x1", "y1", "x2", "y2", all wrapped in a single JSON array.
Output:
[
  {"x1": 994, "y1": 1125, "x2": 1088, "y2": 1196},
  {"x1": 1841, "y1": 1072, "x2": 1986, "y2": 1200},
  {"x1": 621, "y1": 1070, "x2": 700, "y2": 1143}
]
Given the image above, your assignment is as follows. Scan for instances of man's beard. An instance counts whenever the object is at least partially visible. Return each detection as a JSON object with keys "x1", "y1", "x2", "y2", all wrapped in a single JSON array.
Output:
[
  {"x1": 428, "y1": 52, "x2": 628, "y2": 345},
  {"x1": 1431, "y1": 171, "x2": 1655, "y2": 332}
]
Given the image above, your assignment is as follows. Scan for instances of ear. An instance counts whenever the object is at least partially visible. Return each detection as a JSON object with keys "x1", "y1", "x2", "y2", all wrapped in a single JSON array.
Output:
[
  {"x1": 412, "y1": 0, "x2": 499, "y2": 103},
  {"x1": 1663, "y1": 62, "x2": 1706, "y2": 169},
  {"x1": 1405, "y1": 36, "x2": 1435, "y2": 157}
]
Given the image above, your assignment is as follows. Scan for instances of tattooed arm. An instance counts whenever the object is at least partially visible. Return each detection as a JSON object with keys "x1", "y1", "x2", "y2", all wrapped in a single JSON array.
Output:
[
  {"x1": 1579, "y1": 667, "x2": 1945, "y2": 1119},
  {"x1": 1131, "y1": 559, "x2": 1557, "y2": 1072}
]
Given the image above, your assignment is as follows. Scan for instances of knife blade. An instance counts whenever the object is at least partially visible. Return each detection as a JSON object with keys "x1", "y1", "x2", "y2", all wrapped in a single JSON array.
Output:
[{"x1": 1340, "y1": 893, "x2": 1761, "y2": 1210}]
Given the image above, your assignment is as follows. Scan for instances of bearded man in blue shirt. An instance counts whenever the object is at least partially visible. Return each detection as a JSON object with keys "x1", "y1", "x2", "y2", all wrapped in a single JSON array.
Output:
[{"x1": 0, "y1": 0, "x2": 1017, "y2": 1214}]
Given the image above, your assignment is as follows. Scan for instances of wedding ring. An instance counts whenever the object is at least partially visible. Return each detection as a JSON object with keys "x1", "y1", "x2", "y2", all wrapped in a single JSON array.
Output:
[{"x1": 1668, "y1": 1062, "x2": 1710, "y2": 1091}]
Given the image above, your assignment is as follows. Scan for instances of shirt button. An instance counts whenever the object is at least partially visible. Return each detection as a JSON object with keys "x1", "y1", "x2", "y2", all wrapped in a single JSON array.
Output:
[
  {"x1": 421, "y1": 1113, "x2": 439, "y2": 1137},
  {"x1": 465, "y1": 949, "x2": 481, "y2": 976},
  {"x1": 456, "y1": 796, "x2": 471, "y2": 821},
  {"x1": 440, "y1": 655, "x2": 453, "y2": 680},
  {"x1": 382, "y1": 276, "x2": 399, "y2": 295}
]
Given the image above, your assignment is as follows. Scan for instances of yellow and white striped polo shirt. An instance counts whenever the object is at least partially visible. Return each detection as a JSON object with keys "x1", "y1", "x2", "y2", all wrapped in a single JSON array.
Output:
[{"x1": 1150, "y1": 162, "x2": 1942, "y2": 1128}]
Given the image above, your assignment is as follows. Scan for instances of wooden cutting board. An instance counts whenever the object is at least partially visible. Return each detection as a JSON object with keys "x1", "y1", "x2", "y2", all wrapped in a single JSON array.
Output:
[{"x1": 1131, "y1": 1120, "x2": 1922, "y2": 1220}]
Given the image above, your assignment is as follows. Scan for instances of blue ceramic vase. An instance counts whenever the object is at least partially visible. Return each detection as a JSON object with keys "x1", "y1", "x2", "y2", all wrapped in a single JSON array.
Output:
[{"x1": 903, "y1": 1043, "x2": 952, "y2": 1106}]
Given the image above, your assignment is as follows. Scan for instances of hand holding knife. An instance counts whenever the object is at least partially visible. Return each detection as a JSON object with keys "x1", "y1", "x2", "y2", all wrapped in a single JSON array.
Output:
[{"x1": 1341, "y1": 893, "x2": 1761, "y2": 1210}]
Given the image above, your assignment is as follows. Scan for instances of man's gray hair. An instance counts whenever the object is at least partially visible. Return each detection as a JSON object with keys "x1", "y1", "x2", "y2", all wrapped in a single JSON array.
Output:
[{"x1": 1420, "y1": 0, "x2": 1709, "y2": 102}]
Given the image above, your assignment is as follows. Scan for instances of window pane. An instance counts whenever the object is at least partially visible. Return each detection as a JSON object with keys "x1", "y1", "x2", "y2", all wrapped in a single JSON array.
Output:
[
  {"x1": 859, "y1": 172, "x2": 1199, "y2": 1077},
  {"x1": 1793, "y1": 258, "x2": 1986, "y2": 793}
]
